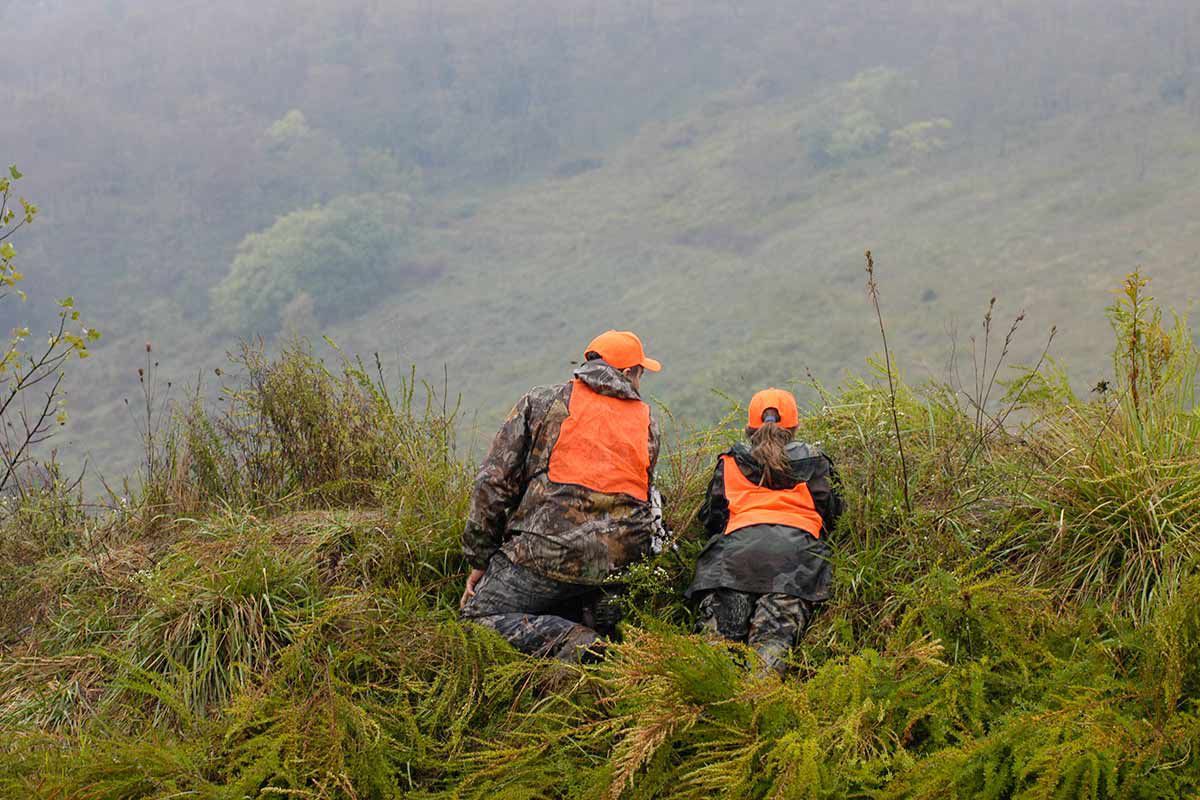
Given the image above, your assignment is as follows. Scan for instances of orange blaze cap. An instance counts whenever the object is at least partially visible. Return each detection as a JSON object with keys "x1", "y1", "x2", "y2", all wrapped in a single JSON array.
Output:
[
  {"x1": 584, "y1": 330, "x2": 662, "y2": 372},
  {"x1": 747, "y1": 387, "x2": 799, "y2": 429}
]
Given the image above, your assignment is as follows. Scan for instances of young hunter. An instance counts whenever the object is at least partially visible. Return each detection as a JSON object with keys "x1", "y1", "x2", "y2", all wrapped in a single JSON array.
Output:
[
  {"x1": 460, "y1": 330, "x2": 662, "y2": 661},
  {"x1": 686, "y1": 388, "x2": 843, "y2": 675}
]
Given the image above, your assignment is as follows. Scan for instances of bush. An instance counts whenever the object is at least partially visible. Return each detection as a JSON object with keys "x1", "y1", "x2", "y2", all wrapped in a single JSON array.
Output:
[
  {"x1": 211, "y1": 192, "x2": 414, "y2": 335},
  {"x1": 170, "y1": 339, "x2": 468, "y2": 511}
]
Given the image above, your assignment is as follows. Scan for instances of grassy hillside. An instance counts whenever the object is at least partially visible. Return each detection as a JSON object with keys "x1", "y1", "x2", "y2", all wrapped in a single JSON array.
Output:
[
  {"x1": 59, "y1": 74, "x2": 1200, "y2": 485},
  {"x1": 323, "y1": 83, "x2": 1200, "y2": 422},
  {"x1": 4, "y1": 276, "x2": 1200, "y2": 797}
]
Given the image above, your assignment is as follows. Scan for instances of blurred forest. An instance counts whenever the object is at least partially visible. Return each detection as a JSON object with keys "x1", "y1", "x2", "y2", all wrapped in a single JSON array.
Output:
[{"x1": 3, "y1": 0, "x2": 1200, "y2": 480}]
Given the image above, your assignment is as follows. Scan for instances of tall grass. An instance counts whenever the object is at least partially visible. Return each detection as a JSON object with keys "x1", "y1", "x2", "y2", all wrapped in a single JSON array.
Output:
[
  {"x1": 1013, "y1": 273, "x2": 1200, "y2": 621},
  {"x1": 3, "y1": 283, "x2": 1200, "y2": 798},
  {"x1": 126, "y1": 514, "x2": 320, "y2": 716},
  {"x1": 172, "y1": 338, "x2": 466, "y2": 511}
]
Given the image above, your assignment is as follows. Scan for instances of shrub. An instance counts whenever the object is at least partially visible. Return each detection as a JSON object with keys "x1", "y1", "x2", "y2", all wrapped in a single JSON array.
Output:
[
  {"x1": 211, "y1": 192, "x2": 414, "y2": 335},
  {"x1": 168, "y1": 339, "x2": 467, "y2": 511}
]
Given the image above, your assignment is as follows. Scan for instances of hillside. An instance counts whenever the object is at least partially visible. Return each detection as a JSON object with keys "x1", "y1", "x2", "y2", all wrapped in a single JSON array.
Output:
[
  {"x1": 322, "y1": 88, "x2": 1200, "y2": 421},
  {"x1": 3, "y1": 279, "x2": 1200, "y2": 797},
  {"x1": 2, "y1": 0, "x2": 1197, "y2": 483},
  {"x1": 56, "y1": 78, "x2": 1200, "y2": 483}
]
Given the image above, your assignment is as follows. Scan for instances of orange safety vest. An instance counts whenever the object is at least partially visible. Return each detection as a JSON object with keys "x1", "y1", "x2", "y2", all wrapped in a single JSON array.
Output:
[
  {"x1": 547, "y1": 380, "x2": 652, "y2": 501},
  {"x1": 721, "y1": 454, "x2": 824, "y2": 537}
]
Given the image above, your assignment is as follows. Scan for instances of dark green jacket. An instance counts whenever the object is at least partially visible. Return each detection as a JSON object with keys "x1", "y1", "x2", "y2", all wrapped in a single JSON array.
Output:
[{"x1": 686, "y1": 441, "x2": 842, "y2": 601}]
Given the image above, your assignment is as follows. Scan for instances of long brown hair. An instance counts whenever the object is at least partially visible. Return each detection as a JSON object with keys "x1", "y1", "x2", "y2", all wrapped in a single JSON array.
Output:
[{"x1": 747, "y1": 422, "x2": 796, "y2": 486}]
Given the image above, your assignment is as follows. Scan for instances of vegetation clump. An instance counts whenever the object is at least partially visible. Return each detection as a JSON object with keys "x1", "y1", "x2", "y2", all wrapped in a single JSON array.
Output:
[{"x1": 212, "y1": 193, "x2": 417, "y2": 335}]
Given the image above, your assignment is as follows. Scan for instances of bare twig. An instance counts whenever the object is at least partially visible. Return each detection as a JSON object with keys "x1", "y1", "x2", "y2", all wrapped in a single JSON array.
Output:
[
  {"x1": 0, "y1": 315, "x2": 69, "y2": 423},
  {"x1": 982, "y1": 310, "x2": 1025, "y2": 418},
  {"x1": 937, "y1": 324, "x2": 1058, "y2": 526},
  {"x1": 985, "y1": 325, "x2": 1058, "y2": 437},
  {"x1": 804, "y1": 366, "x2": 834, "y2": 407},
  {"x1": 0, "y1": 316, "x2": 79, "y2": 496},
  {"x1": 975, "y1": 298, "x2": 995, "y2": 434},
  {"x1": 0, "y1": 372, "x2": 63, "y2": 492}
]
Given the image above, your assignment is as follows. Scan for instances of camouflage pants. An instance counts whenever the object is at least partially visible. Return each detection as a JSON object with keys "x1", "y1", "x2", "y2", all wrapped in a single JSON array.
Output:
[
  {"x1": 461, "y1": 554, "x2": 621, "y2": 662},
  {"x1": 696, "y1": 589, "x2": 816, "y2": 675}
]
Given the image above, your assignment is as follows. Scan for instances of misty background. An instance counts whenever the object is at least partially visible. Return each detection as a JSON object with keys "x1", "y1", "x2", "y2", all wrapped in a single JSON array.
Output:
[{"x1": 4, "y1": 0, "x2": 1199, "y2": 482}]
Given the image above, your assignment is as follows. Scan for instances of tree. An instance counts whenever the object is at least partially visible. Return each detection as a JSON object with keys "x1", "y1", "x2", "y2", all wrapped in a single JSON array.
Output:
[
  {"x1": 0, "y1": 167, "x2": 100, "y2": 497},
  {"x1": 889, "y1": 118, "x2": 954, "y2": 163},
  {"x1": 211, "y1": 192, "x2": 414, "y2": 335},
  {"x1": 808, "y1": 68, "x2": 917, "y2": 167}
]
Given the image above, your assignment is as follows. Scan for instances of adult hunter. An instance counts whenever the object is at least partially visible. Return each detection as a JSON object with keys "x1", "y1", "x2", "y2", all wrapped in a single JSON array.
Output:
[{"x1": 460, "y1": 330, "x2": 662, "y2": 661}]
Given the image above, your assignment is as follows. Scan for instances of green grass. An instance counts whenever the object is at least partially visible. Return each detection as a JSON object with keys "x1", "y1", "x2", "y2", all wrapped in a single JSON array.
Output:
[
  {"x1": 3, "y1": 279, "x2": 1200, "y2": 798},
  {"x1": 1004, "y1": 276, "x2": 1200, "y2": 622}
]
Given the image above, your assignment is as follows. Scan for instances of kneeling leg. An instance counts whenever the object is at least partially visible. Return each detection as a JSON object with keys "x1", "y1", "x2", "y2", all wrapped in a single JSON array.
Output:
[
  {"x1": 748, "y1": 594, "x2": 816, "y2": 676},
  {"x1": 470, "y1": 612, "x2": 600, "y2": 661},
  {"x1": 462, "y1": 555, "x2": 600, "y2": 662}
]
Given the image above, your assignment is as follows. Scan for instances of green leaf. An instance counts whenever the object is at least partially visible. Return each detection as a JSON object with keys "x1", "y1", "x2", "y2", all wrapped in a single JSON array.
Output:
[{"x1": 9, "y1": 165, "x2": 22, "y2": 180}]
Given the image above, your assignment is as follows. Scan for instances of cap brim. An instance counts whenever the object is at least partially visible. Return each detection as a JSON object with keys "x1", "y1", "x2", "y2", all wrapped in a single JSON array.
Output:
[{"x1": 641, "y1": 357, "x2": 662, "y2": 372}]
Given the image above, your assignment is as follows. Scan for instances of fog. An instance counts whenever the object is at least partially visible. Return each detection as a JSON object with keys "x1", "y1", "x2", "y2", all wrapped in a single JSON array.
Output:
[{"x1": 3, "y1": 0, "x2": 1199, "y2": 477}]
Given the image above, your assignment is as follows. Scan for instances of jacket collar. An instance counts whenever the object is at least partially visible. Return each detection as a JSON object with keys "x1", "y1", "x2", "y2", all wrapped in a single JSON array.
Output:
[{"x1": 728, "y1": 441, "x2": 821, "y2": 488}]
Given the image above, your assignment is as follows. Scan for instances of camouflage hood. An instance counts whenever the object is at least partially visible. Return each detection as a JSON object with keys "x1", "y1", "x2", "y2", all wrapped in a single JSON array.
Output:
[{"x1": 573, "y1": 359, "x2": 643, "y2": 401}]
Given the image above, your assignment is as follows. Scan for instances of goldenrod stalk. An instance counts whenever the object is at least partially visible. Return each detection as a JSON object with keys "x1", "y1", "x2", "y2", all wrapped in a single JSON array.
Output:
[{"x1": 864, "y1": 250, "x2": 912, "y2": 517}]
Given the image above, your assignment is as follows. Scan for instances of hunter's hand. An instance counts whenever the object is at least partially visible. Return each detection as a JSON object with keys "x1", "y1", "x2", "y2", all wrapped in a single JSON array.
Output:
[{"x1": 460, "y1": 568, "x2": 486, "y2": 609}]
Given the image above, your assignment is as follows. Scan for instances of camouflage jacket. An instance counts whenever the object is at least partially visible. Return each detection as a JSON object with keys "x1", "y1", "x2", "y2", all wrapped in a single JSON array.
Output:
[{"x1": 462, "y1": 360, "x2": 661, "y2": 585}]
